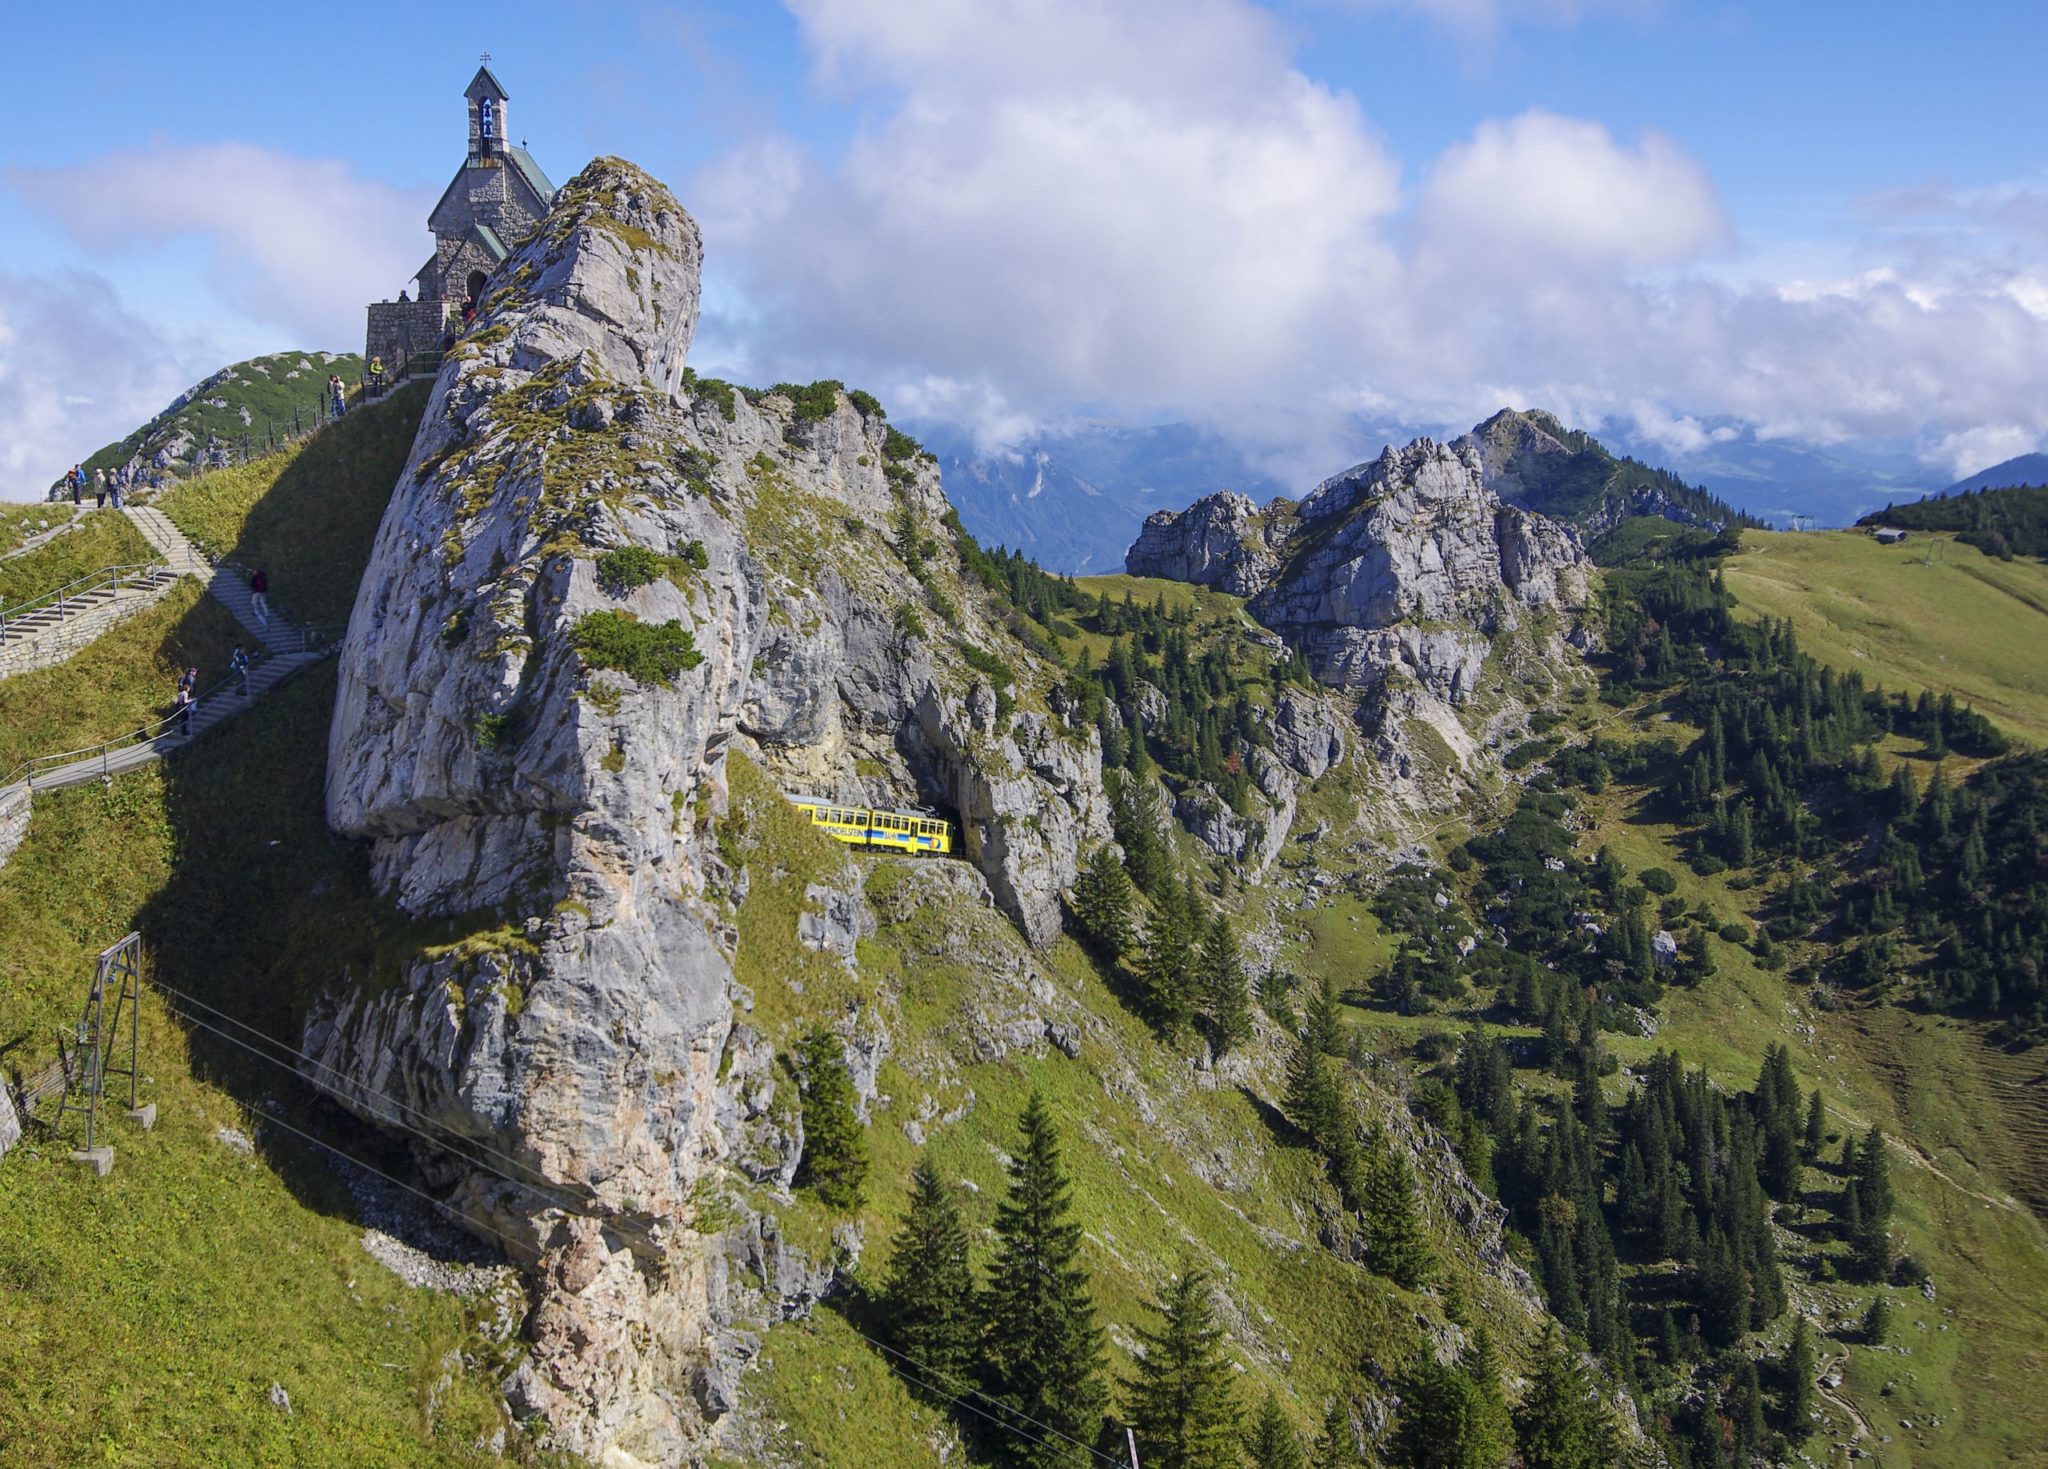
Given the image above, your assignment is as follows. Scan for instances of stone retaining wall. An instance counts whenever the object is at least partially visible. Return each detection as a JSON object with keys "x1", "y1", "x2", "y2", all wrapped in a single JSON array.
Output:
[
  {"x1": 0, "y1": 783, "x2": 29, "y2": 872},
  {"x1": 0, "y1": 575, "x2": 185, "y2": 681}
]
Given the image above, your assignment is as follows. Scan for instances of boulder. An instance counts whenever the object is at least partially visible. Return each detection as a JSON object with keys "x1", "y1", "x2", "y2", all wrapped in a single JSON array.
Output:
[{"x1": 1124, "y1": 490, "x2": 1283, "y2": 595}]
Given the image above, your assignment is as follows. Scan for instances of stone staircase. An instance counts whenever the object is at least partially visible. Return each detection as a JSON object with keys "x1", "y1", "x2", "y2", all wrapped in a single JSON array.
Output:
[
  {"x1": 0, "y1": 562, "x2": 179, "y2": 679},
  {"x1": 6, "y1": 643, "x2": 320, "y2": 796},
  {"x1": 0, "y1": 506, "x2": 342, "y2": 810}
]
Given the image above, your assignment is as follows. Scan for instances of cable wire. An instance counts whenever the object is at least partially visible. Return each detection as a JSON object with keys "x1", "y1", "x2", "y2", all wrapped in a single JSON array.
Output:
[
  {"x1": 156, "y1": 978, "x2": 564, "y2": 1195},
  {"x1": 157, "y1": 988, "x2": 1129, "y2": 1467},
  {"x1": 161, "y1": 995, "x2": 586, "y2": 1214}
]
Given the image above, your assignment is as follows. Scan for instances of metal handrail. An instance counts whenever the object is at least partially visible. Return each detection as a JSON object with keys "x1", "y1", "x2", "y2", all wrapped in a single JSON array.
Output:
[
  {"x1": 0, "y1": 638, "x2": 332, "y2": 793},
  {"x1": 0, "y1": 561, "x2": 170, "y2": 633}
]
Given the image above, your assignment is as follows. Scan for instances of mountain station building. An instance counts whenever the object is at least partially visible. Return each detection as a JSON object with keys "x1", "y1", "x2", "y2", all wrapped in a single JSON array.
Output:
[{"x1": 363, "y1": 64, "x2": 556, "y2": 368}]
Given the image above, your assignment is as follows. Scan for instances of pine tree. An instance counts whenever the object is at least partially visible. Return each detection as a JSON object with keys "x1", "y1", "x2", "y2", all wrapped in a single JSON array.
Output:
[
  {"x1": 1245, "y1": 1392, "x2": 1306, "y2": 1469},
  {"x1": 1125, "y1": 1264, "x2": 1242, "y2": 1469},
  {"x1": 882, "y1": 1156, "x2": 977, "y2": 1400},
  {"x1": 1514, "y1": 1324, "x2": 1615, "y2": 1469},
  {"x1": 982, "y1": 1096, "x2": 1107, "y2": 1466},
  {"x1": 1390, "y1": 1356, "x2": 1510, "y2": 1469},
  {"x1": 1312, "y1": 1403, "x2": 1357, "y2": 1468},
  {"x1": 1464, "y1": 1327, "x2": 1513, "y2": 1459},
  {"x1": 1730, "y1": 1355, "x2": 1766, "y2": 1462},
  {"x1": 1072, "y1": 844, "x2": 1135, "y2": 961},
  {"x1": 1138, "y1": 888, "x2": 1198, "y2": 1028},
  {"x1": 1862, "y1": 1294, "x2": 1891, "y2": 1344},
  {"x1": 1849, "y1": 1126, "x2": 1894, "y2": 1280},
  {"x1": 1802, "y1": 1087, "x2": 1826, "y2": 1161},
  {"x1": 1200, "y1": 913, "x2": 1254, "y2": 1054},
  {"x1": 1387, "y1": 1327, "x2": 1512, "y2": 1469},
  {"x1": 1307, "y1": 974, "x2": 1345, "y2": 1057},
  {"x1": 1364, "y1": 1136, "x2": 1434, "y2": 1290},
  {"x1": 1781, "y1": 1316, "x2": 1815, "y2": 1440},
  {"x1": 795, "y1": 1028, "x2": 868, "y2": 1211},
  {"x1": 1112, "y1": 772, "x2": 1172, "y2": 897},
  {"x1": 1284, "y1": 1035, "x2": 1343, "y2": 1153}
]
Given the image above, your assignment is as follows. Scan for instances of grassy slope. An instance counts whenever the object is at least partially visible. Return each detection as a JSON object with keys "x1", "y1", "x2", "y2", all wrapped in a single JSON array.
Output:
[
  {"x1": 0, "y1": 687, "x2": 516, "y2": 1467},
  {"x1": 0, "y1": 582, "x2": 243, "y2": 777},
  {"x1": 72, "y1": 351, "x2": 367, "y2": 490},
  {"x1": 159, "y1": 381, "x2": 431, "y2": 627},
  {"x1": 0, "y1": 509, "x2": 154, "y2": 611},
  {"x1": 716, "y1": 756, "x2": 1541, "y2": 1467},
  {"x1": 1725, "y1": 528, "x2": 2048, "y2": 747},
  {"x1": 1576, "y1": 735, "x2": 2048, "y2": 1464},
  {"x1": 0, "y1": 386, "x2": 528, "y2": 1467},
  {"x1": 0, "y1": 502, "x2": 74, "y2": 556}
]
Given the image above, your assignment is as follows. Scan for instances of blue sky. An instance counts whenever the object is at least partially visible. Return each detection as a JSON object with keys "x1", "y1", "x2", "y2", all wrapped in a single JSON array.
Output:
[{"x1": 2, "y1": 0, "x2": 2045, "y2": 497}]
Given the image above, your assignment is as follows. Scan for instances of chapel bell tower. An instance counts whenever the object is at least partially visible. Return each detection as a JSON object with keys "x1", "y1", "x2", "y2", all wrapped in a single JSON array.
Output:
[{"x1": 466, "y1": 61, "x2": 509, "y2": 161}]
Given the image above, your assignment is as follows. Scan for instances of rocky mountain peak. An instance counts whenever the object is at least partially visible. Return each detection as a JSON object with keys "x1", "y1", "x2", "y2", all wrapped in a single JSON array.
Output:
[
  {"x1": 1127, "y1": 428, "x2": 1591, "y2": 802},
  {"x1": 314, "y1": 154, "x2": 1111, "y2": 1462},
  {"x1": 491, "y1": 156, "x2": 703, "y2": 400}
]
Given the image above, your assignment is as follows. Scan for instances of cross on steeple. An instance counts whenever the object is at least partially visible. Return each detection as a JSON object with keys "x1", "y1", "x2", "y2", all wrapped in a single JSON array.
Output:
[{"x1": 480, "y1": 50, "x2": 491, "y2": 64}]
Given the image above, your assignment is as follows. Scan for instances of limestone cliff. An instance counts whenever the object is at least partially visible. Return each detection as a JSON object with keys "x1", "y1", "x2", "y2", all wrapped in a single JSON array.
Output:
[
  {"x1": 310, "y1": 157, "x2": 1107, "y2": 1464},
  {"x1": 1128, "y1": 436, "x2": 1589, "y2": 788}
]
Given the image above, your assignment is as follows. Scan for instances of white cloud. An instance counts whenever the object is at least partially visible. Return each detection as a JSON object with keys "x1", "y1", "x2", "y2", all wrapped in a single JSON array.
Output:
[
  {"x1": 677, "y1": 1, "x2": 2048, "y2": 483},
  {"x1": 1415, "y1": 110, "x2": 1728, "y2": 272},
  {"x1": 696, "y1": 0, "x2": 1403, "y2": 414},
  {"x1": 7, "y1": 142, "x2": 433, "y2": 350},
  {"x1": 1927, "y1": 423, "x2": 2041, "y2": 482},
  {"x1": 1628, "y1": 400, "x2": 1738, "y2": 458},
  {"x1": 0, "y1": 269, "x2": 214, "y2": 500}
]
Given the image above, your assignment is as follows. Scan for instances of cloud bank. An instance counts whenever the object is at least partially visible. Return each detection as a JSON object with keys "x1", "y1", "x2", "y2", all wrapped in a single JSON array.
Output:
[
  {"x1": 693, "y1": 0, "x2": 2048, "y2": 476},
  {"x1": 0, "y1": 143, "x2": 431, "y2": 498}
]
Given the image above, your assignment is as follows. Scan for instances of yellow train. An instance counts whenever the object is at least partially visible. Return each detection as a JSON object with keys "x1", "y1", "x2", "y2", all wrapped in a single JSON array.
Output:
[{"x1": 785, "y1": 794, "x2": 956, "y2": 855}]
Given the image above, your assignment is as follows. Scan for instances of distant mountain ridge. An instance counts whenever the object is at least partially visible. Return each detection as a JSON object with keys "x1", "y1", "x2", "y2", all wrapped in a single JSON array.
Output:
[
  {"x1": 1455, "y1": 408, "x2": 1760, "y2": 560},
  {"x1": 933, "y1": 408, "x2": 1839, "y2": 573},
  {"x1": 918, "y1": 420, "x2": 1287, "y2": 573},
  {"x1": 1946, "y1": 452, "x2": 2048, "y2": 495}
]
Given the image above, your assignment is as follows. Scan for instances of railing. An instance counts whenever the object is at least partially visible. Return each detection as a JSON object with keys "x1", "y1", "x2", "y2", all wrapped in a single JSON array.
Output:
[
  {"x1": 0, "y1": 562, "x2": 170, "y2": 641},
  {"x1": 0, "y1": 640, "x2": 317, "y2": 793}
]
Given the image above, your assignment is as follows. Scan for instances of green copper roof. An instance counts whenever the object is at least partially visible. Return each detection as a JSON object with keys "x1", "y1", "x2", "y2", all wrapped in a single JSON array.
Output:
[
  {"x1": 505, "y1": 146, "x2": 556, "y2": 206},
  {"x1": 473, "y1": 224, "x2": 508, "y2": 262}
]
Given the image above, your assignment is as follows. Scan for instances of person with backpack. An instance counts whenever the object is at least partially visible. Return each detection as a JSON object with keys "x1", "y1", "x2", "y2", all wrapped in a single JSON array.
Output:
[
  {"x1": 230, "y1": 644, "x2": 251, "y2": 698},
  {"x1": 249, "y1": 569, "x2": 270, "y2": 626},
  {"x1": 68, "y1": 466, "x2": 82, "y2": 504},
  {"x1": 94, "y1": 468, "x2": 107, "y2": 509},
  {"x1": 173, "y1": 670, "x2": 197, "y2": 739}
]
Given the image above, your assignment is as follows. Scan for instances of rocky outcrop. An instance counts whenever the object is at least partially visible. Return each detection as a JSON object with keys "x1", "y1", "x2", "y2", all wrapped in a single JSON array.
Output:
[
  {"x1": 1125, "y1": 435, "x2": 1587, "y2": 708},
  {"x1": 312, "y1": 156, "x2": 1108, "y2": 1465},
  {"x1": 1269, "y1": 688, "x2": 1345, "y2": 780},
  {"x1": 1124, "y1": 490, "x2": 1283, "y2": 595},
  {"x1": 1246, "y1": 437, "x2": 1589, "y2": 702}
]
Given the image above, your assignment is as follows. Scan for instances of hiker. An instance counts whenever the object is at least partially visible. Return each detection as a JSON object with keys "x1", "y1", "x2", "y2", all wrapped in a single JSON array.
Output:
[
  {"x1": 329, "y1": 374, "x2": 347, "y2": 419},
  {"x1": 175, "y1": 684, "x2": 195, "y2": 739},
  {"x1": 68, "y1": 466, "x2": 82, "y2": 504},
  {"x1": 368, "y1": 354, "x2": 386, "y2": 395},
  {"x1": 249, "y1": 568, "x2": 270, "y2": 626},
  {"x1": 94, "y1": 468, "x2": 107, "y2": 509},
  {"x1": 109, "y1": 472, "x2": 123, "y2": 509},
  {"x1": 231, "y1": 644, "x2": 251, "y2": 697}
]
